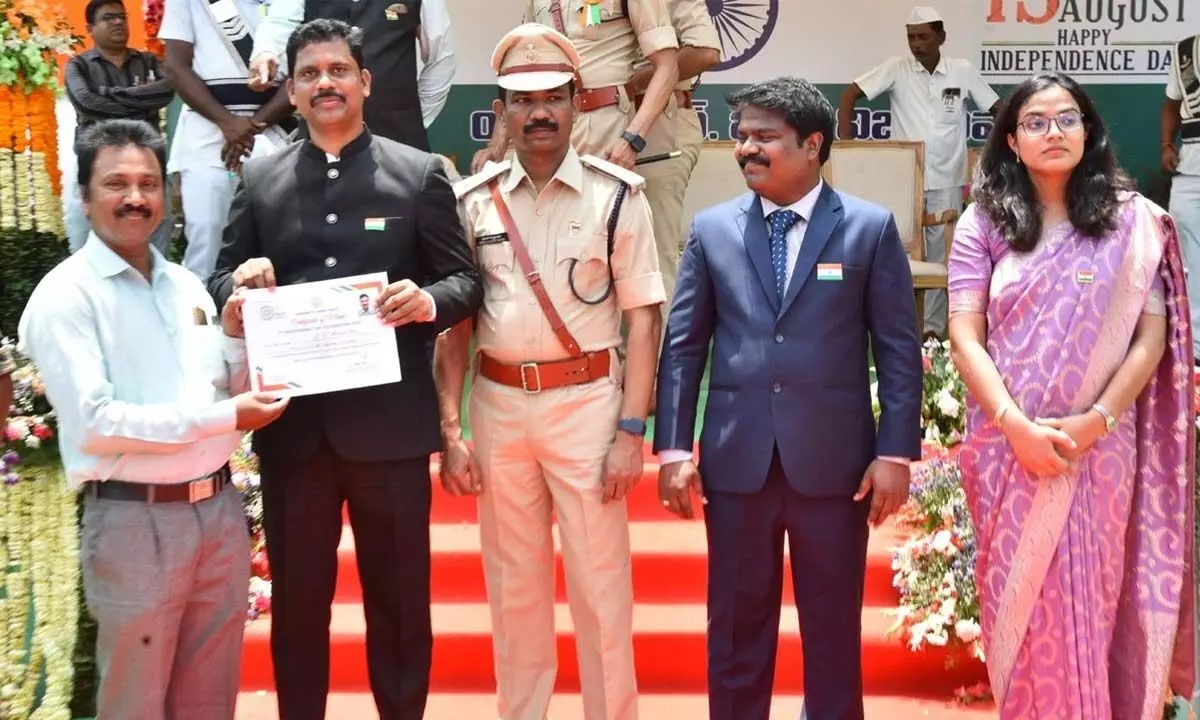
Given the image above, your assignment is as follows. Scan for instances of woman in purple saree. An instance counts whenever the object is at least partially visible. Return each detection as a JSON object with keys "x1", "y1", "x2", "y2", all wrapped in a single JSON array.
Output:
[{"x1": 947, "y1": 72, "x2": 1196, "y2": 718}]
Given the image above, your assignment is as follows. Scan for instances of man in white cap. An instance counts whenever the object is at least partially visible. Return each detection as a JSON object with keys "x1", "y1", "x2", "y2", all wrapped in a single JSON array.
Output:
[
  {"x1": 839, "y1": 5, "x2": 1000, "y2": 340},
  {"x1": 434, "y1": 21, "x2": 664, "y2": 720}
]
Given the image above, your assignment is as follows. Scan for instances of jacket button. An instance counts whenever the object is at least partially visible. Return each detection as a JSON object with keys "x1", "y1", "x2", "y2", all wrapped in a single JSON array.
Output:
[
  {"x1": 324, "y1": 256, "x2": 337, "y2": 268},
  {"x1": 326, "y1": 213, "x2": 338, "y2": 224},
  {"x1": 775, "y1": 334, "x2": 783, "y2": 343},
  {"x1": 327, "y1": 168, "x2": 339, "y2": 179},
  {"x1": 772, "y1": 382, "x2": 781, "y2": 393}
]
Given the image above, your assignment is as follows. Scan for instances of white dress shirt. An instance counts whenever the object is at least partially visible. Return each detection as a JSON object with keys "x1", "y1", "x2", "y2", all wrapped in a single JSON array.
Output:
[
  {"x1": 658, "y1": 181, "x2": 908, "y2": 469},
  {"x1": 18, "y1": 234, "x2": 249, "y2": 490},
  {"x1": 251, "y1": 0, "x2": 456, "y2": 128},
  {"x1": 855, "y1": 54, "x2": 999, "y2": 191}
]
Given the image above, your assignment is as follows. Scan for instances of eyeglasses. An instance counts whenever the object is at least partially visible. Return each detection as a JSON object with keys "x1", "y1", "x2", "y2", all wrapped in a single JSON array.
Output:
[{"x1": 1017, "y1": 110, "x2": 1084, "y2": 137}]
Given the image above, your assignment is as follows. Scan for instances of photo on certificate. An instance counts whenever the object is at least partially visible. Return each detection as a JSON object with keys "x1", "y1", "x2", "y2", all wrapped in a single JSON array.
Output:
[{"x1": 241, "y1": 271, "x2": 403, "y2": 397}]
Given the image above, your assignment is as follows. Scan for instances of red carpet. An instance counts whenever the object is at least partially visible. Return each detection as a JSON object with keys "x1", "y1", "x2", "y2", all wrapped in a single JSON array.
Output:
[{"x1": 236, "y1": 447, "x2": 993, "y2": 718}]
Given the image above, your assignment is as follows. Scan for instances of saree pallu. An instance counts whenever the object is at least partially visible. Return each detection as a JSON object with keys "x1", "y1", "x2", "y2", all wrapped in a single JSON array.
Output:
[{"x1": 948, "y1": 195, "x2": 1196, "y2": 719}]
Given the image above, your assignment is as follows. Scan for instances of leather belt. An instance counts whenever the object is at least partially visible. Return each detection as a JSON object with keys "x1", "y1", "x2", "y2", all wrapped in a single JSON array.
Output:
[
  {"x1": 86, "y1": 465, "x2": 232, "y2": 504},
  {"x1": 479, "y1": 351, "x2": 611, "y2": 393},
  {"x1": 579, "y1": 85, "x2": 693, "y2": 114},
  {"x1": 577, "y1": 85, "x2": 625, "y2": 113},
  {"x1": 1182, "y1": 120, "x2": 1200, "y2": 141},
  {"x1": 632, "y1": 89, "x2": 694, "y2": 112}
]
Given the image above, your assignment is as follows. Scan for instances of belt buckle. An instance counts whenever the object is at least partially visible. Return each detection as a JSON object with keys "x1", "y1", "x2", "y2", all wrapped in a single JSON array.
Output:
[
  {"x1": 519, "y1": 362, "x2": 542, "y2": 394},
  {"x1": 188, "y1": 476, "x2": 215, "y2": 503}
]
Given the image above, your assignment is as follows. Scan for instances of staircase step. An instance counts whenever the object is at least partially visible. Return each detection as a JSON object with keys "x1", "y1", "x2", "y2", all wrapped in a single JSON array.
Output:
[
  {"x1": 239, "y1": 602, "x2": 986, "y2": 695},
  {"x1": 235, "y1": 691, "x2": 997, "y2": 719},
  {"x1": 332, "y1": 521, "x2": 904, "y2": 606}
]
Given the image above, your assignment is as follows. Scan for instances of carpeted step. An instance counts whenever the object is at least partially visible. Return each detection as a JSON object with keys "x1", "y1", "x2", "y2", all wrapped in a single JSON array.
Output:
[
  {"x1": 234, "y1": 691, "x2": 997, "y2": 719},
  {"x1": 332, "y1": 521, "x2": 903, "y2": 606},
  {"x1": 239, "y1": 602, "x2": 986, "y2": 696}
]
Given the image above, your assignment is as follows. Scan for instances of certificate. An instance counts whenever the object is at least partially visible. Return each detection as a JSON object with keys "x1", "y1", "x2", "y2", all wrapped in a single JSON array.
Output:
[{"x1": 242, "y1": 272, "x2": 402, "y2": 397}]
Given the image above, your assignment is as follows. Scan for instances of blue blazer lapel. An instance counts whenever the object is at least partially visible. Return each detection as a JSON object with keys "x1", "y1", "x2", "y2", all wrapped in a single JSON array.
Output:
[
  {"x1": 780, "y1": 183, "x2": 844, "y2": 317},
  {"x1": 741, "y1": 194, "x2": 781, "y2": 312}
]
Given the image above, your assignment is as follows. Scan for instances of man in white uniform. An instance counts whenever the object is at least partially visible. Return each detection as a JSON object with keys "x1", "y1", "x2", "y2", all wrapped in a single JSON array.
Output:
[
  {"x1": 838, "y1": 5, "x2": 1000, "y2": 339},
  {"x1": 245, "y1": 0, "x2": 456, "y2": 150},
  {"x1": 1163, "y1": 32, "x2": 1200, "y2": 363},
  {"x1": 159, "y1": 0, "x2": 293, "y2": 281}
]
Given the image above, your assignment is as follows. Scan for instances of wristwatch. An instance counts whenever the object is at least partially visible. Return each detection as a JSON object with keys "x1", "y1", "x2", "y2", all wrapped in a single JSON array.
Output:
[
  {"x1": 620, "y1": 130, "x2": 646, "y2": 153},
  {"x1": 617, "y1": 417, "x2": 647, "y2": 437}
]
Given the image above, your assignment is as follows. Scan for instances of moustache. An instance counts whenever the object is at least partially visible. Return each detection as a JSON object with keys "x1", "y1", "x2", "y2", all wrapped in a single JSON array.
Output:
[
  {"x1": 523, "y1": 120, "x2": 558, "y2": 135},
  {"x1": 738, "y1": 155, "x2": 769, "y2": 169},
  {"x1": 116, "y1": 204, "x2": 151, "y2": 219},
  {"x1": 311, "y1": 90, "x2": 345, "y2": 104}
]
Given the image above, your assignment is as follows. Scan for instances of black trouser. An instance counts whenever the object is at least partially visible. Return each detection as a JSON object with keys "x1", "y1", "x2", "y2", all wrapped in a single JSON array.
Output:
[{"x1": 260, "y1": 439, "x2": 433, "y2": 720}]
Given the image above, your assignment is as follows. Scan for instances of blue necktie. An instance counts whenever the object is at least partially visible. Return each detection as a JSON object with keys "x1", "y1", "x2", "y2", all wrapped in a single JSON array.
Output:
[{"x1": 767, "y1": 209, "x2": 800, "y2": 298}]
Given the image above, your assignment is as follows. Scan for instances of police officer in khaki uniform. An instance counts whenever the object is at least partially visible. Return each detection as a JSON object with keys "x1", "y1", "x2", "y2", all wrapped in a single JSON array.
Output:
[
  {"x1": 472, "y1": 0, "x2": 679, "y2": 173},
  {"x1": 435, "y1": 23, "x2": 665, "y2": 720},
  {"x1": 628, "y1": 0, "x2": 719, "y2": 317}
]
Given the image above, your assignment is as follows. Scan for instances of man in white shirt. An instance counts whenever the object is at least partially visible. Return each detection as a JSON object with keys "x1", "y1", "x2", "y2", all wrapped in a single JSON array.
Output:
[
  {"x1": 18, "y1": 119, "x2": 289, "y2": 719},
  {"x1": 1163, "y1": 32, "x2": 1200, "y2": 362},
  {"x1": 838, "y1": 5, "x2": 1000, "y2": 339},
  {"x1": 159, "y1": 0, "x2": 294, "y2": 281},
  {"x1": 246, "y1": 0, "x2": 455, "y2": 150}
]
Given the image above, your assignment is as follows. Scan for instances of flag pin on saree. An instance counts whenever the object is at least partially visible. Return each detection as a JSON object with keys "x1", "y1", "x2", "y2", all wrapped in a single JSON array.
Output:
[
  {"x1": 581, "y1": 0, "x2": 603, "y2": 27},
  {"x1": 1076, "y1": 269, "x2": 1095, "y2": 284}
]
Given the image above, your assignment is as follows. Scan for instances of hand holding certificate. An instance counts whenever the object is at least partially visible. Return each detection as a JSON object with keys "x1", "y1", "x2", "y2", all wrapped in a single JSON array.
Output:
[{"x1": 241, "y1": 272, "x2": 403, "y2": 397}]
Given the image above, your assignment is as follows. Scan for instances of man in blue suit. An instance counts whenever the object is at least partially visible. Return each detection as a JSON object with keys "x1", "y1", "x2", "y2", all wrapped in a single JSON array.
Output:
[{"x1": 653, "y1": 76, "x2": 923, "y2": 720}]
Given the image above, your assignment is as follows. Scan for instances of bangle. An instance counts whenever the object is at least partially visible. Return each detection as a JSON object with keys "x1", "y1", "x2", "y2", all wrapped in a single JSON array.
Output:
[
  {"x1": 1091, "y1": 403, "x2": 1117, "y2": 434},
  {"x1": 994, "y1": 403, "x2": 1014, "y2": 428}
]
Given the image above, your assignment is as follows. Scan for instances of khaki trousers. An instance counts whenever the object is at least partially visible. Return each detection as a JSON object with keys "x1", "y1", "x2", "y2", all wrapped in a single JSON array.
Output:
[
  {"x1": 471, "y1": 368, "x2": 637, "y2": 720},
  {"x1": 571, "y1": 93, "x2": 636, "y2": 157},
  {"x1": 638, "y1": 95, "x2": 704, "y2": 321}
]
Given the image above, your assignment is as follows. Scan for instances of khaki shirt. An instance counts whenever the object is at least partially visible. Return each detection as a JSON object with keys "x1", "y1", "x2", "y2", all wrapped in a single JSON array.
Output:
[
  {"x1": 640, "y1": 0, "x2": 720, "y2": 90},
  {"x1": 523, "y1": 0, "x2": 677, "y2": 89},
  {"x1": 457, "y1": 148, "x2": 665, "y2": 365}
]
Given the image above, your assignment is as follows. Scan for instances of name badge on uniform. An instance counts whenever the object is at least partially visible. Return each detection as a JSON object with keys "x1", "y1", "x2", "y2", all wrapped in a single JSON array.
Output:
[
  {"x1": 1076, "y1": 269, "x2": 1095, "y2": 284},
  {"x1": 365, "y1": 218, "x2": 386, "y2": 231},
  {"x1": 816, "y1": 263, "x2": 843, "y2": 281},
  {"x1": 568, "y1": 219, "x2": 581, "y2": 236},
  {"x1": 384, "y1": 3, "x2": 407, "y2": 20},
  {"x1": 476, "y1": 232, "x2": 508, "y2": 246}
]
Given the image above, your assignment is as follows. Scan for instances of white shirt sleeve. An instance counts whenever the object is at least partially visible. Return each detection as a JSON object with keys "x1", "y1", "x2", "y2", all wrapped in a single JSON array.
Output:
[
  {"x1": 251, "y1": 0, "x2": 304, "y2": 66},
  {"x1": 418, "y1": 0, "x2": 457, "y2": 128},
  {"x1": 156, "y1": 0, "x2": 196, "y2": 44},
  {"x1": 963, "y1": 62, "x2": 1001, "y2": 112},
  {"x1": 18, "y1": 283, "x2": 238, "y2": 457},
  {"x1": 658, "y1": 449, "x2": 693, "y2": 465},
  {"x1": 1167, "y1": 63, "x2": 1183, "y2": 100},
  {"x1": 854, "y1": 56, "x2": 898, "y2": 101}
]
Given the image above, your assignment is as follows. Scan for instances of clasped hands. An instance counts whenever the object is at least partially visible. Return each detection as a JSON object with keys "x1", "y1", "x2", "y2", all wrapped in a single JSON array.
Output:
[
  {"x1": 230, "y1": 257, "x2": 434, "y2": 326},
  {"x1": 1001, "y1": 407, "x2": 1107, "y2": 477}
]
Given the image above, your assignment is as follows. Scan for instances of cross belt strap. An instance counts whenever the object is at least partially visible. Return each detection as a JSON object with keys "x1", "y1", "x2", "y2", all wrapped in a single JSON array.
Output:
[{"x1": 487, "y1": 180, "x2": 583, "y2": 357}]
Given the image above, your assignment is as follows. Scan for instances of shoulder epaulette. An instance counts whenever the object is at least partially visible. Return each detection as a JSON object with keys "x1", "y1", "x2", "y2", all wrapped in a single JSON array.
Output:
[
  {"x1": 452, "y1": 160, "x2": 511, "y2": 200},
  {"x1": 579, "y1": 154, "x2": 645, "y2": 193}
]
